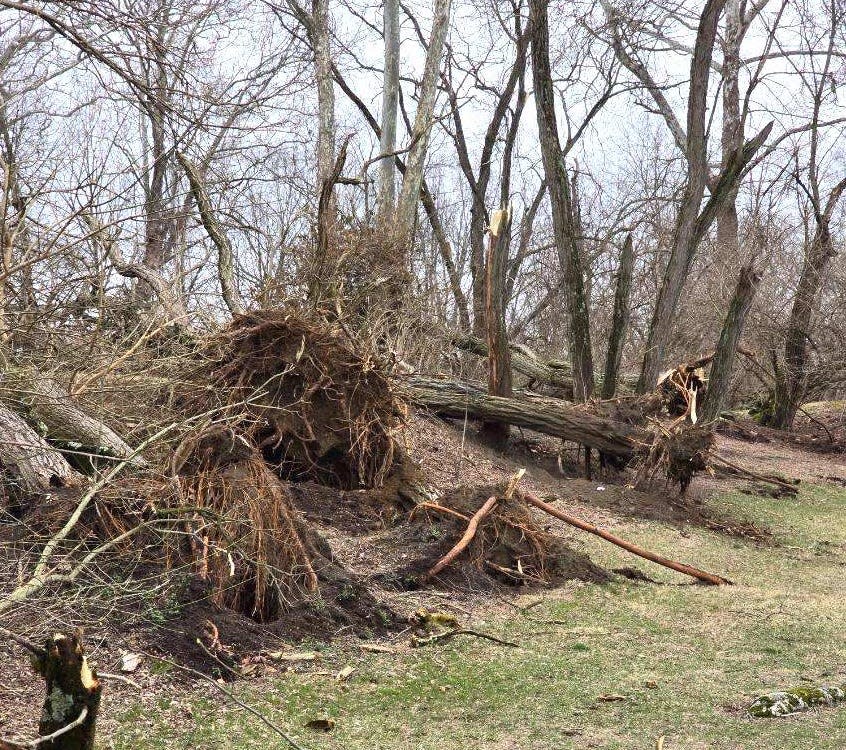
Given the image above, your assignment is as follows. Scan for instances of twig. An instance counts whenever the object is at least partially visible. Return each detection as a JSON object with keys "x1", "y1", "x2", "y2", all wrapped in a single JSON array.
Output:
[
  {"x1": 0, "y1": 707, "x2": 89, "y2": 749},
  {"x1": 411, "y1": 629, "x2": 519, "y2": 648},
  {"x1": 0, "y1": 626, "x2": 43, "y2": 657},
  {"x1": 98, "y1": 672, "x2": 142, "y2": 689},
  {"x1": 710, "y1": 454, "x2": 799, "y2": 494},
  {"x1": 524, "y1": 492, "x2": 732, "y2": 585},
  {"x1": 143, "y1": 653, "x2": 309, "y2": 750}
]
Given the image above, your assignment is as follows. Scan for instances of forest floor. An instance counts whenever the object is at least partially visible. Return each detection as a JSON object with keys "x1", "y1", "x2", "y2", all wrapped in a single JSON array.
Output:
[{"x1": 3, "y1": 412, "x2": 846, "y2": 749}]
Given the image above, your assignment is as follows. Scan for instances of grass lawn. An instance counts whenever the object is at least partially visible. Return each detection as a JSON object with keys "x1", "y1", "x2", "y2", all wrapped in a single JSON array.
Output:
[{"x1": 111, "y1": 482, "x2": 846, "y2": 749}]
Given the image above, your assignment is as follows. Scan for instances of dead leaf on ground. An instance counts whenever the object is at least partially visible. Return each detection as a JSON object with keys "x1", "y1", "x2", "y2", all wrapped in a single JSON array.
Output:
[
  {"x1": 596, "y1": 694, "x2": 629, "y2": 702},
  {"x1": 337, "y1": 666, "x2": 355, "y2": 681},
  {"x1": 119, "y1": 652, "x2": 143, "y2": 673},
  {"x1": 268, "y1": 651, "x2": 320, "y2": 662},
  {"x1": 359, "y1": 643, "x2": 396, "y2": 653}
]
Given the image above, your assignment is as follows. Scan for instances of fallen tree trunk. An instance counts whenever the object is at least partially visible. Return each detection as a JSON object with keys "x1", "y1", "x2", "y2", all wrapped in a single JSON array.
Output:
[
  {"x1": 0, "y1": 404, "x2": 81, "y2": 501},
  {"x1": 399, "y1": 375, "x2": 645, "y2": 457},
  {"x1": 0, "y1": 372, "x2": 145, "y2": 470},
  {"x1": 524, "y1": 492, "x2": 732, "y2": 585}
]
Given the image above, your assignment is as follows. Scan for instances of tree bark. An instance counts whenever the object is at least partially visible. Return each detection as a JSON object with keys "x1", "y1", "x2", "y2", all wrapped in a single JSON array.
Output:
[
  {"x1": 601, "y1": 234, "x2": 634, "y2": 399},
  {"x1": 699, "y1": 264, "x2": 762, "y2": 423},
  {"x1": 530, "y1": 0, "x2": 594, "y2": 401},
  {"x1": 0, "y1": 404, "x2": 81, "y2": 501},
  {"x1": 768, "y1": 177, "x2": 846, "y2": 428},
  {"x1": 312, "y1": 0, "x2": 335, "y2": 203},
  {"x1": 34, "y1": 632, "x2": 101, "y2": 750},
  {"x1": 1, "y1": 373, "x2": 145, "y2": 470},
  {"x1": 400, "y1": 375, "x2": 646, "y2": 457},
  {"x1": 395, "y1": 0, "x2": 452, "y2": 247},
  {"x1": 177, "y1": 152, "x2": 244, "y2": 316},
  {"x1": 377, "y1": 0, "x2": 400, "y2": 220},
  {"x1": 481, "y1": 210, "x2": 513, "y2": 445}
]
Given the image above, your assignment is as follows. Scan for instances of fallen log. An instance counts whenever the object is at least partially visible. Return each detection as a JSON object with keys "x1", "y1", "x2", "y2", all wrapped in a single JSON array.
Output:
[
  {"x1": 453, "y1": 334, "x2": 639, "y2": 396},
  {"x1": 0, "y1": 372, "x2": 145, "y2": 470},
  {"x1": 0, "y1": 403, "x2": 81, "y2": 502},
  {"x1": 523, "y1": 492, "x2": 732, "y2": 585},
  {"x1": 399, "y1": 375, "x2": 645, "y2": 457}
]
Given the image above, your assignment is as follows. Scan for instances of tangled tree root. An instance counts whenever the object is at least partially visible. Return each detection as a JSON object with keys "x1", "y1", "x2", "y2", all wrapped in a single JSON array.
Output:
[
  {"x1": 635, "y1": 424, "x2": 715, "y2": 494},
  {"x1": 387, "y1": 484, "x2": 609, "y2": 589},
  {"x1": 181, "y1": 309, "x2": 405, "y2": 489}
]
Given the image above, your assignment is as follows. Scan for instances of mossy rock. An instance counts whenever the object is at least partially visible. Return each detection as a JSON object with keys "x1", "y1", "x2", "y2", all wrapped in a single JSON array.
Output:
[{"x1": 748, "y1": 685, "x2": 846, "y2": 717}]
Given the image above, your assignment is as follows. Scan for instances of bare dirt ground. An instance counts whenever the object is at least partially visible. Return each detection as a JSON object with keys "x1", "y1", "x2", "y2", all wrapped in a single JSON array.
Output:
[{"x1": 1, "y1": 408, "x2": 844, "y2": 746}]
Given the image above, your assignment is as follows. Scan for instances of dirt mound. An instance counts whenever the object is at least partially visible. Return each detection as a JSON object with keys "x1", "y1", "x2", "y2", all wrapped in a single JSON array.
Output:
[
  {"x1": 376, "y1": 484, "x2": 609, "y2": 590},
  {"x1": 182, "y1": 309, "x2": 405, "y2": 489}
]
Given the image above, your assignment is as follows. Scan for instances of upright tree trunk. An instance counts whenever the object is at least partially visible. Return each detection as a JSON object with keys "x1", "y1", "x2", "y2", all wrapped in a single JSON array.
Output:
[
  {"x1": 395, "y1": 0, "x2": 452, "y2": 247},
  {"x1": 715, "y1": 0, "x2": 742, "y2": 259},
  {"x1": 699, "y1": 264, "x2": 761, "y2": 422},
  {"x1": 601, "y1": 234, "x2": 634, "y2": 399},
  {"x1": 530, "y1": 0, "x2": 594, "y2": 401},
  {"x1": 636, "y1": 0, "x2": 728, "y2": 393},
  {"x1": 481, "y1": 209, "x2": 513, "y2": 446},
  {"x1": 313, "y1": 0, "x2": 336, "y2": 203},
  {"x1": 769, "y1": 194, "x2": 843, "y2": 428},
  {"x1": 377, "y1": 0, "x2": 400, "y2": 221}
]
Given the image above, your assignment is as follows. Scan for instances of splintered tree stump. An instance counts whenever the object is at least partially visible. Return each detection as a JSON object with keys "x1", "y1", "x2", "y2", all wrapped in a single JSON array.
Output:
[{"x1": 33, "y1": 632, "x2": 102, "y2": 750}]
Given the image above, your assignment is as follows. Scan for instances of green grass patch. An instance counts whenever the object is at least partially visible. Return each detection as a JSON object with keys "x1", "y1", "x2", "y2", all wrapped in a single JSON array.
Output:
[{"x1": 110, "y1": 482, "x2": 846, "y2": 749}]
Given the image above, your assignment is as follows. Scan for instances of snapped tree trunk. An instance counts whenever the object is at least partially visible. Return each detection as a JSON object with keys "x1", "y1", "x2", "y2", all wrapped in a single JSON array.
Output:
[
  {"x1": 699, "y1": 264, "x2": 761, "y2": 423},
  {"x1": 601, "y1": 234, "x2": 634, "y2": 399},
  {"x1": 480, "y1": 209, "x2": 513, "y2": 446},
  {"x1": 530, "y1": 0, "x2": 594, "y2": 401},
  {"x1": 395, "y1": 0, "x2": 452, "y2": 247},
  {"x1": 34, "y1": 632, "x2": 101, "y2": 750}
]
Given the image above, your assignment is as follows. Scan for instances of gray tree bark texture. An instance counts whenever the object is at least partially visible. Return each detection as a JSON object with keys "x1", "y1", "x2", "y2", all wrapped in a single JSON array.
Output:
[
  {"x1": 0, "y1": 404, "x2": 81, "y2": 500},
  {"x1": 699, "y1": 264, "x2": 761, "y2": 423},
  {"x1": 769, "y1": 177, "x2": 846, "y2": 428},
  {"x1": 601, "y1": 234, "x2": 634, "y2": 399},
  {"x1": 399, "y1": 375, "x2": 647, "y2": 457},
  {"x1": 1, "y1": 373, "x2": 145, "y2": 469},
  {"x1": 530, "y1": 0, "x2": 594, "y2": 401},
  {"x1": 481, "y1": 215, "x2": 513, "y2": 445},
  {"x1": 312, "y1": 0, "x2": 336, "y2": 200},
  {"x1": 395, "y1": 0, "x2": 452, "y2": 246},
  {"x1": 377, "y1": 0, "x2": 400, "y2": 220}
]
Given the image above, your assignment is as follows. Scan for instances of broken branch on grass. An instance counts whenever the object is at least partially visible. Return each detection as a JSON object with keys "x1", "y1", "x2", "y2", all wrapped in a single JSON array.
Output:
[
  {"x1": 523, "y1": 492, "x2": 732, "y2": 586},
  {"x1": 410, "y1": 629, "x2": 519, "y2": 648},
  {"x1": 143, "y1": 653, "x2": 309, "y2": 750},
  {"x1": 710, "y1": 454, "x2": 799, "y2": 495}
]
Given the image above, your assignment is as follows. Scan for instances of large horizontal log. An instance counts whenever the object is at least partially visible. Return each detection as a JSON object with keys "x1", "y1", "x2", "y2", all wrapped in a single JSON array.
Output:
[
  {"x1": 0, "y1": 372, "x2": 145, "y2": 469},
  {"x1": 399, "y1": 375, "x2": 647, "y2": 457}
]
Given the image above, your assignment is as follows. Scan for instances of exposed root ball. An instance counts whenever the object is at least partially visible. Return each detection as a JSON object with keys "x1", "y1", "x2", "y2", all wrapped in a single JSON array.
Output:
[
  {"x1": 391, "y1": 485, "x2": 608, "y2": 589},
  {"x1": 637, "y1": 424, "x2": 715, "y2": 494},
  {"x1": 183, "y1": 310, "x2": 404, "y2": 489},
  {"x1": 162, "y1": 424, "x2": 319, "y2": 622}
]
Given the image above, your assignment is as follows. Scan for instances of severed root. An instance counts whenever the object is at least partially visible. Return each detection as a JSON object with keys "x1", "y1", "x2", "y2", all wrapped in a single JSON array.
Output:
[
  {"x1": 748, "y1": 685, "x2": 846, "y2": 717},
  {"x1": 423, "y1": 495, "x2": 499, "y2": 581},
  {"x1": 523, "y1": 492, "x2": 732, "y2": 586}
]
